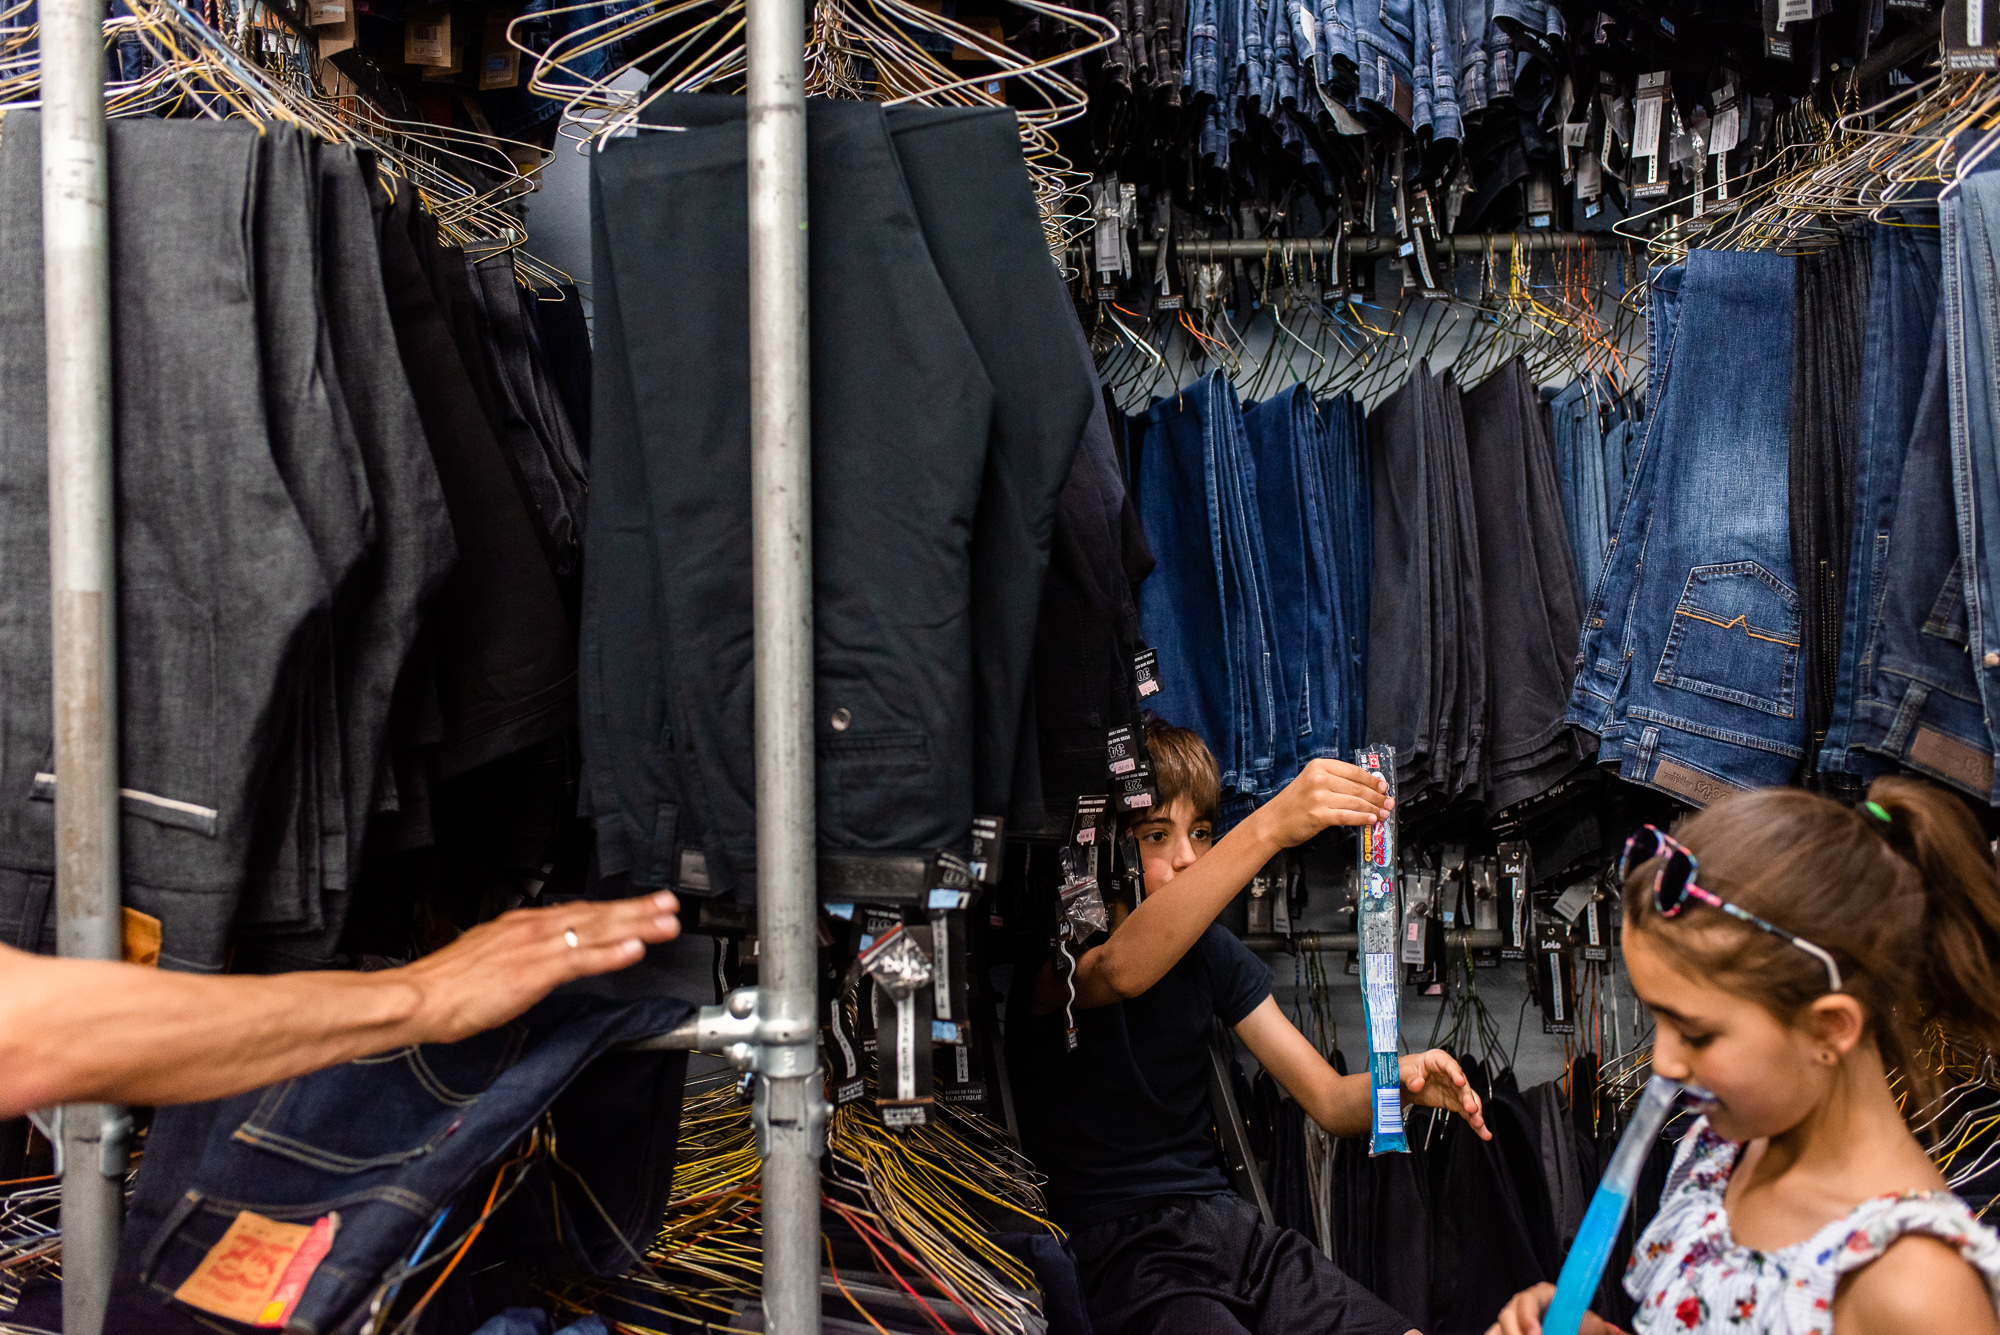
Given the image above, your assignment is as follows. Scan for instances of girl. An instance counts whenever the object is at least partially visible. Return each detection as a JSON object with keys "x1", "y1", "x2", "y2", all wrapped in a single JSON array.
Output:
[{"x1": 1490, "y1": 777, "x2": 2000, "y2": 1335}]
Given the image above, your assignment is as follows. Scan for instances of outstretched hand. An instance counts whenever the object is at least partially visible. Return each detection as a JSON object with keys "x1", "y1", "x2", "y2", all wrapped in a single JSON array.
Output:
[
  {"x1": 1400, "y1": 1048, "x2": 1491, "y2": 1140},
  {"x1": 401, "y1": 891, "x2": 683, "y2": 1043},
  {"x1": 1252, "y1": 758, "x2": 1393, "y2": 849}
]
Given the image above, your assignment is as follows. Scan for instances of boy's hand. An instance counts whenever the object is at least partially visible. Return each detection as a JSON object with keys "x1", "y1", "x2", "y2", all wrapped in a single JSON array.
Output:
[
  {"x1": 1487, "y1": 1283, "x2": 1623, "y2": 1335},
  {"x1": 1400, "y1": 1049, "x2": 1490, "y2": 1140},
  {"x1": 1254, "y1": 758, "x2": 1392, "y2": 849}
]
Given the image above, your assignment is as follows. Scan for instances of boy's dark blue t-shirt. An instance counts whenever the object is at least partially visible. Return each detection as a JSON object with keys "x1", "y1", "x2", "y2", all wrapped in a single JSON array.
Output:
[{"x1": 1008, "y1": 923, "x2": 1274, "y2": 1228}]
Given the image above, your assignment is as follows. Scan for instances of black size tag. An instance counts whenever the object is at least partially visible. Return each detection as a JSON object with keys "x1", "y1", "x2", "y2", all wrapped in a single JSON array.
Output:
[
  {"x1": 1106, "y1": 726, "x2": 1151, "y2": 779},
  {"x1": 1113, "y1": 772, "x2": 1157, "y2": 812},
  {"x1": 1132, "y1": 648, "x2": 1162, "y2": 700},
  {"x1": 1070, "y1": 794, "x2": 1109, "y2": 846}
]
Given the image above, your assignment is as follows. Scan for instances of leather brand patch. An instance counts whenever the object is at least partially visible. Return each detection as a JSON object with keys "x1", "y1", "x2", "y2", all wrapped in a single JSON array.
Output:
[
  {"x1": 1651, "y1": 758, "x2": 1743, "y2": 808},
  {"x1": 122, "y1": 907, "x2": 161, "y2": 967},
  {"x1": 173, "y1": 1210, "x2": 338, "y2": 1327},
  {"x1": 1911, "y1": 726, "x2": 1994, "y2": 793}
]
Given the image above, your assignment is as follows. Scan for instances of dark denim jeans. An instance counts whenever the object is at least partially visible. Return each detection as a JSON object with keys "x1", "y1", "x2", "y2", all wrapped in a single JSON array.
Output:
[
  {"x1": 1605, "y1": 251, "x2": 1805, "y2": 803},
  {"x1": 1820, "y1": 219, "x2": 1942, "y2": 785},
  {"x1": 1944, "y1": 167, "x2": 2000, "y2": 804},
  {"x1": 1352, "y1": 0, "x2": 1417, "y2": 123},
  {"x1": 1245, "y1": 386, "x2": 1345, "y2": 775},
  {"x1": 1318, "y1": 396, "x2": 1371, "y2": 752},
  {"x1": 1410, "y1": 0, "x2": 1461, "y2": 141},
  {"x1": 1850, "y1": 305, "x2": 1994, "y2": 798},
  {"x1": 1136, "y1": 375, "x2": 1280, "y2": 797},
  {"x1": 104, "y1": 981, "x2": 690, "y2": 1335},
  {"x1": 1546, "y1": 380, "x2": 1611, "y2": 608},
  {"x1": 1569, "y1": 265, "x2": 1686, "y2": 766}
]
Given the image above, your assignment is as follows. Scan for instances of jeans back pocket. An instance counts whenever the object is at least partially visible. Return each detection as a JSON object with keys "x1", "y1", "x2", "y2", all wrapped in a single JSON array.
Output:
[
  {"x1": 231, "y1": 1024, "x2": 524, "y2": 1174},
  {"x1": 1654, "y1": 561, "x2": 1800, "y2": 718}
]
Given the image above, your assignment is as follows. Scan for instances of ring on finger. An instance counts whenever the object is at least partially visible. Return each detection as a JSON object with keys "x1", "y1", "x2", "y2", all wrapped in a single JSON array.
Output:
[{"x1": 563, "y1": 929, "x2": 580, "y2": 949}]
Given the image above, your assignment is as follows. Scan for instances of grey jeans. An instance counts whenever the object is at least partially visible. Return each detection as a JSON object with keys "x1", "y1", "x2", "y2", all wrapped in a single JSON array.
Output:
[{"x1": 0, "y1": 116, "x2": 328, "y2": 972}]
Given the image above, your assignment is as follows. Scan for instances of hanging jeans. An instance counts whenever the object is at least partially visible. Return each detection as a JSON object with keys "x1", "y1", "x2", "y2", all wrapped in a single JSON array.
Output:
[
  {"x1": 1464, "y1": 360, "x2": 1586, "y2": 812},
  {"x1": 1364, "y1": 368, "x2": 1436, "y2": 789},
  {"x1": 1850, "y1": 305, "x2": 1996, "y2": 798},
  {"x1": 1136, "y1": 375, "x2": 1281, "y2": 799},
  {"x1": 1350, "y1": 0, "x2": 1416, "y2": 124},
  {"x1": 238, "y1": 146, "x2": 460, "y2": 972},
  {"x1": 1820, "y1": 218, "x2": 1942, "y2": 788},
  {"x1": 0, "y1": 117, "x2": 328, "y2": 972},
  {"x1": 1319, "y1": 396, "x2": 1370, "y2": 750},
  {"x1": 1942, "y1": 166, "x2": 2000, "y2": 805},
  {"x1": 1244, "y1": 385, "x2": 1346, "y2": 778},
  {"x1": 1546, "y1": 380, "x2": 1611, "y2": 606},
  {"x1": 1409, "y1": 0, "x2": 1462, "y2": 142},
  {"x1": 103, "y1": 982, "x2": 691, "y2": 1335},
  {"x1": 1591, "y1": 251, "x2": 1805, "y2": 805},
  {"x1": 1569, "y1": 264, "x2": 1686, "y2": 766}
]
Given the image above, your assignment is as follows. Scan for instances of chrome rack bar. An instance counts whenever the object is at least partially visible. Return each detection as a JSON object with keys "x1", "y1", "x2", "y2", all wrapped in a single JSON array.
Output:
[
  {"x1": 42, "y1": 0, "x2": 128, "y2": 1323},
  {"x1": 1071, "y1": 231, "x2": 1629, "y2": 265},
  {"x1": 745, "y1": 0, "x2": 826, "y2": 1321},
  {"x1": 1240, "y1": 929, "x2": 1504, "y2": 953}
]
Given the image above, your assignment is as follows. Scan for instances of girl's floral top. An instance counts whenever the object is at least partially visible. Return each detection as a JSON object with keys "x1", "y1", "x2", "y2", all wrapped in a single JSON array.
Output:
[{"x1": 1625, "y1": 1117, "x2": 2000, "y2": 1332}]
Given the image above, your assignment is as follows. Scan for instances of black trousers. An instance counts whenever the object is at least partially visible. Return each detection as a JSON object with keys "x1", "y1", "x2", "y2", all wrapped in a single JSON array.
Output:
[
  {"x1": 584, "y1": 95, "x2": 1091, "y2": 901},
  {"x1": 1462, "y1": 359, "x2": 1587, "y2": 813},
  {"x1": 1070, "y1": 1194, "x2": 1413, "y2": 1335}
]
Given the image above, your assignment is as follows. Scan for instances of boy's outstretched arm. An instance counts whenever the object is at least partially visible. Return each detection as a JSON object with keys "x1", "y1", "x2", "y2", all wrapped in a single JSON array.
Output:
[
  {"x1": 1235, "y1": 996, "x2": 1491, "y2": 1140},
  {"x1": 1057, "y1": 759, "x2": 1390, "y2": 1010}
]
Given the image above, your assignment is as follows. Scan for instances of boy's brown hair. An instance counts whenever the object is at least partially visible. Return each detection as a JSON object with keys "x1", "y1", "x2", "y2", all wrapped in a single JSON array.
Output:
[{"x1": 1143, "y1": 716, "x2": 1220, "y2": 823}]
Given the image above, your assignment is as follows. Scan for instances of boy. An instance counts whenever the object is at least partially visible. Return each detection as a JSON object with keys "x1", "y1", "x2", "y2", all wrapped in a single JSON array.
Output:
[{"x1": 1009, "y1": 719, "x2": 1488, "y2": 1335}]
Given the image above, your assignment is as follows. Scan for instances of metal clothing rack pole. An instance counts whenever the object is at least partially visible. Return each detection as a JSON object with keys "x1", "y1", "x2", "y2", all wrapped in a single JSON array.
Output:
[
  {"x1": 744, "y1": 0, "x2": 828, "y2": 1322},
  {"x1": 1240, "y1": 930, "x2": 1504, "y2": 954},
  {"x1": 42, "y1": 0, "x2": 128, "y2": 1323}
]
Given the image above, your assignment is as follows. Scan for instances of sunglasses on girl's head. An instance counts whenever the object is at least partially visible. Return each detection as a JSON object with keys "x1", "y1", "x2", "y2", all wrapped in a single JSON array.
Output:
[{"x1": 1618, "y1": 824, "x2": 1844, "y2": 994}]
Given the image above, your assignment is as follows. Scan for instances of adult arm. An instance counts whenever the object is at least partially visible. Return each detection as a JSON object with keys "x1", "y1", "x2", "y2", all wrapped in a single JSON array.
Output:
[
  {"x1": 1233, "y1": 996, "x2": 1490, "y2": 1140},
  {"x1": 1056, "y1": 760, "x2": 1388, "y2": 1010},
  {"x1": 1832, "y1": 1235, "x2": 2000, "y2": 1335},
  {"x1": 0, "y1": 890, "x2": 681, "y2": 1117}
]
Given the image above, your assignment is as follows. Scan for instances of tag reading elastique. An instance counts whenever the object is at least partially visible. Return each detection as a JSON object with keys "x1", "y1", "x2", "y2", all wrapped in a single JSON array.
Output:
[{"x1": 173, "y1": 1210, "x2": 338, "y2": 1327}]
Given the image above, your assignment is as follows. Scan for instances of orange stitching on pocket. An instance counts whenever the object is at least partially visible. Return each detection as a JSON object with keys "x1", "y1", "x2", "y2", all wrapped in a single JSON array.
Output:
[{"x1": 1679, "y1": 609, "x2": 1799, "y2": 649}]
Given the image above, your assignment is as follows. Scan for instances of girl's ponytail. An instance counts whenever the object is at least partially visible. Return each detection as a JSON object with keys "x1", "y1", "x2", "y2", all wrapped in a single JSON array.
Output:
[{"x1": 1865, "y1": 777, "x2": 2000, "y2": 1059}]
